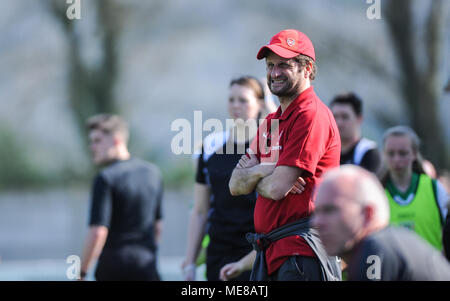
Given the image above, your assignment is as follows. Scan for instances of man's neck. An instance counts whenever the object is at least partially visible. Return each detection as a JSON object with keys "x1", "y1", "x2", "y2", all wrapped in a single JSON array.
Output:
[
  {"x1": 341, "y1": 134, "x2": 361, "y2": 154},
  {"x1": 117, "y1": 153, "x2": 131, "y2": 161},
  {"x1": 115, "y1": 146, "x2": 131, "y2": 161},
  {"x1": 279, "y1": 83, "x2": 310, "y2": 114},
  {"x1": 342, "y1": 224, "x2": 386, "y2": 263}
]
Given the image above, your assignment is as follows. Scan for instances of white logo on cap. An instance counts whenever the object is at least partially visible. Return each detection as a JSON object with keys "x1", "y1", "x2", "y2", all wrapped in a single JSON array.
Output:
[{"x1": 287, "y1": 38, "x2": 295, "y2": 47}]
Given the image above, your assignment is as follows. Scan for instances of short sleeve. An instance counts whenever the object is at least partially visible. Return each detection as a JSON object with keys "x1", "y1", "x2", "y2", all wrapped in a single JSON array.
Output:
[
  {"x1": 276, "y1": 111, "x2": 329, "y2": 176},
  {"x1": 435, "y1": 180, "x2": 449, "y2": 220},
  {"x1": 195, "y1": 147, "x2": 207, "y2": 184},
  {"x1": 443, "y1": 214, "x2": 450, "y2": 261},
  {"x1": 360, "y1": 149, "x2": 382, "y2": 173},
  {"x1": 89, "y1": 174, "x2": 112, "y2": 227}
]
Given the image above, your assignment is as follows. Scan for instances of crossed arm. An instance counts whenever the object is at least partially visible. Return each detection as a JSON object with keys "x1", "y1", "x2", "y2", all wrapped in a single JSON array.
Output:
[
  {"x1": 222, "y1": 154, "x2": 306, "y2": 281},
  {"x1": 229, "y1": 153, "x2": 306, "y2": 201}
]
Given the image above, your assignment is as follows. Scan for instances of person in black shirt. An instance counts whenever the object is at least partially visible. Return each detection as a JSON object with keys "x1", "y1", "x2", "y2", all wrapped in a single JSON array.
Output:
[
  {"x1": 312, "y1": 165, "x2": 450, "y2": 280},
  {"x1": 80, "y1": 114, "x2": 163, "y2": 281},
  {"x1": 330, "y1": 92, "x2": 381, "y2": 173},
  {"x1": 445, "y1": 213, "x2": 450, "y2": 261},
  {"x1": 181, "y1": 76, "x2": 276, "y2": 281},
  {"x1": 441, "y1": 170, "x2": 450, "y2": 261}
]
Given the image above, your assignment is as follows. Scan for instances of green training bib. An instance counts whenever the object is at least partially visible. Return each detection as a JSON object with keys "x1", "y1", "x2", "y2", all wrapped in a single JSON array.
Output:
[{"x1": 386, "y1": 173, "x2": 443, "y2": 250}]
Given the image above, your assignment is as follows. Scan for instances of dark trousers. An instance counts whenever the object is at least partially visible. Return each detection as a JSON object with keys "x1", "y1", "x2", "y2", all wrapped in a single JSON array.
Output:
[
  {"x1": 269, "y1": 256, "x2": 323, "y2": 281},
  {"x1": 95, "y1": 245, "x2": 160, "y2": 281}
]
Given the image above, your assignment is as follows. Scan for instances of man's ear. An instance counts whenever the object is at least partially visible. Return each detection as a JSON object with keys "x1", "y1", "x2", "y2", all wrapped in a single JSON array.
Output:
[
  {"x1": 303, "y1": 61, "x2": 313, "y2": 78},
  {"x1": 113, "y1": 135, "x2": 121, "y2": 146},
  {"x1": 357, "y1": 115, "x2": 363, "y2": 125},
  {"x1": 364, "y1": 205, "x2": 375, "y2": 226}
]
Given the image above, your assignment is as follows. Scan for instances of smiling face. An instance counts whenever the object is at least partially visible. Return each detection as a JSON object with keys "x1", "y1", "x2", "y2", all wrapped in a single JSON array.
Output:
[
  {"x1": 228, "y1": 83, "x2": 263, "y2": 122},
  {"x1": 265, "y1": 52, "x2": 307, "y2": 98}
]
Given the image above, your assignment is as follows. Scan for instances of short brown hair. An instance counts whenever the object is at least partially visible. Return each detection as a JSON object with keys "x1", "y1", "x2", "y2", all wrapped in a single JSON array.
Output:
[
  {"x1": 86, "y1": 114, "x2": 129, "y2": 142},
  {"x1": 293, "y1": 54, "x2": 317, "y2": 80}
]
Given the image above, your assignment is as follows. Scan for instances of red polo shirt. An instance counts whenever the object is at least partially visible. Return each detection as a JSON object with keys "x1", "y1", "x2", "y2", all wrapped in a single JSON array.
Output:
[{"x1": 249, "y1": 86, "x2": 341, "y2": 275}]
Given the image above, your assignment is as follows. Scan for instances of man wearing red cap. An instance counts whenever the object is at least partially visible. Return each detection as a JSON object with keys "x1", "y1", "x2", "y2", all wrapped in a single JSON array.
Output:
[{"x1": 226, "y1": 29, "x2": 342, "y2": 281}]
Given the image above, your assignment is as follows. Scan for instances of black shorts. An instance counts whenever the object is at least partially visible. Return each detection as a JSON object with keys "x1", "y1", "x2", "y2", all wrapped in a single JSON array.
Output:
[{"x1": 95, "y1": 244, "x2": 160, "y2": 281}]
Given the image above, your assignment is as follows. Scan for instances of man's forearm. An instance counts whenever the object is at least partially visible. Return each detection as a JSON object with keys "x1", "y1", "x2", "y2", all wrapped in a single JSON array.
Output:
[
  {"x1": 229, "y1": 165, "x2": 272, "y2": 196},
  {"x1": 256, "y1": 168, "x2": 299, "y2": 201},
  {"x1": 239, "y1": 250, "x2": 257, "y2": 271},
  {"x1": 154, "y1": 220, "x2": 162, "y2": 245},
  {"x1": 185, "y1": 210, "x2": 207, "y2": 265},
  {"x1": 81, "y1": 241, "x2": 97, "y2": 276},
  {"x1": 255, "y1": 174, "x2": 275, "y2": 199},
  {"x1": 80, "y1": 227, "x2": 108, "y2": 277}
]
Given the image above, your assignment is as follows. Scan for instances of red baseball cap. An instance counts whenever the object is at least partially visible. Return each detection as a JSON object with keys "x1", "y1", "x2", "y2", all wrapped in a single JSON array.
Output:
[{"x1": 257, "y1": 29, "x2": 315, "y2": 61}]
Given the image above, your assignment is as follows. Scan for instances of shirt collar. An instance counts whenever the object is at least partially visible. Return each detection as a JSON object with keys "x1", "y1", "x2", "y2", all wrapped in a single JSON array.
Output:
[{"x1": 273, "y1": 86, "x2": 315, "y2": 121}]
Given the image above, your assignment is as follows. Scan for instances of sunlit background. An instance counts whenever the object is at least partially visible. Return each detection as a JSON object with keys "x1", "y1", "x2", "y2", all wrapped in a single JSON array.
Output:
[{"x1": 0, "y1": 0, "x2": 449, "y2": 280}]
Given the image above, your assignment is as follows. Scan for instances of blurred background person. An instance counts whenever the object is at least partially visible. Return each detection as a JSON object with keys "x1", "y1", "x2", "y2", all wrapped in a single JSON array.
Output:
[
  {"x1": 422, "y1": 159, "x2": 438, "y2": 179},
  {"x1": 442, "y1": 170, "x2": 450, "y2": 261},
  {"x1": 80, "y1": 114, "x2": 163, "y2": 281},
  {"x1": 312, "y1": 165, "x2": 450, "y2": 280},
  {"x1": 181, "y1": 76, "x2": 275, "y2": 281},
  {"x1": 379, "y1": 126, "x2": 449, "y2": 251},
  {"x1": 330, "y1": 92, "x2": 381, "y2": 174}
]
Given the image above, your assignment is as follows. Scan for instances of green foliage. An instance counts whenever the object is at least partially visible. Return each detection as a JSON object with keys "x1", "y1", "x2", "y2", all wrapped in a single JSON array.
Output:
[
  {"x1": 161, "y1": 157, "x2": 196, "y2": 190},
  {"x1": 133, "y1": 138, "x2": 196, "y2": 190},
  {"x1": 0, "y1": 126, "x2": 50, "y2": 190}
]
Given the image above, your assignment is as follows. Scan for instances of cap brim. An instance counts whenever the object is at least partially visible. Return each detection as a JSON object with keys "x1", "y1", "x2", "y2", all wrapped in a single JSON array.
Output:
[{"x1": 257, "y1": 44, "x2": 299, "y2": 60}]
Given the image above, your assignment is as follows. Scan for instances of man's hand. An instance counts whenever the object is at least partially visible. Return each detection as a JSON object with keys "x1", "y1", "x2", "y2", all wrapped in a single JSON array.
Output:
[
  {"x1": 219, "y1": 261, "x2": 244, "y2": 281},
  {"x1": 289, "y1": 177, "x2": 306, "y2": 194},
  {"x1": 236, "y1": 152, "x2": 259, "y2": 169},
  {"x1": 219, "y1": 250, "x2": 256, "y2": 280},
  {"x1": 229, "y1": 150, "x2": 275, "y2": 196},
  {"x1": 78, "y1": 271, "x2": 87, "y2": 281},
  {"x1": 181, "y1": 260, "x2": 196, "y2": 281},
  {"x1": 256, "y1": 166, "x2": 306, "y2": 201}
]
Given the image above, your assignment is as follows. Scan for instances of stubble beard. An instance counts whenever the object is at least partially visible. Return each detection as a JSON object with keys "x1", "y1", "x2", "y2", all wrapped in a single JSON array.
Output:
[{"x1": 268, "y1": 79, "x2": 297, "y2": 98}]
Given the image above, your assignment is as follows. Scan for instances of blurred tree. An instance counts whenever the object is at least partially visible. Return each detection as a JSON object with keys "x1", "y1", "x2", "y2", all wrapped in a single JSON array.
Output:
[
  {"x1": 254, "y1": 1, "x2": 449, "y2": 170},
  {"x1": 0, "y1": 124, "x2": 48, "y2": 189},
  {"x1": 384, "y1": 0, "x2": 449, "y2": 170},
  {"x1": 47, "y1": 0, "x2": 122, "y2": 148}
]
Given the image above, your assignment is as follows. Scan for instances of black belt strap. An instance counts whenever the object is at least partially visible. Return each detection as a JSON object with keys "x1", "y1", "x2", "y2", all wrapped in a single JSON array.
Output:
[{"x1": 246, "y1": 217, "x2": 341, "y2": 281}]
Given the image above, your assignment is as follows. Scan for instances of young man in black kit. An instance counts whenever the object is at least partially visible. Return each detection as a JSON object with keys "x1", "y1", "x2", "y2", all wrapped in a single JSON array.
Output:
[
  {"x1": 80, "y1": 114, "x2": 163, "y2": 281},
  {"x1": 330, "y1": 93, "x2": 381, "y2": 174}
]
